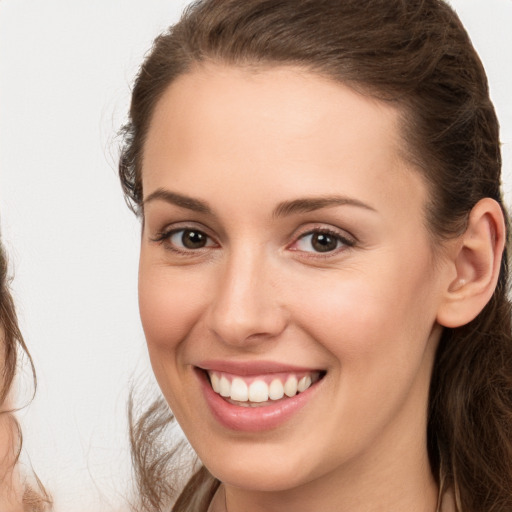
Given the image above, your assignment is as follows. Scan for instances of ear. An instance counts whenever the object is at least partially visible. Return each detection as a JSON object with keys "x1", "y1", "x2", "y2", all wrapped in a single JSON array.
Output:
[{"x1": 437, "y1": 198, "x2": 506, "y2": 328}]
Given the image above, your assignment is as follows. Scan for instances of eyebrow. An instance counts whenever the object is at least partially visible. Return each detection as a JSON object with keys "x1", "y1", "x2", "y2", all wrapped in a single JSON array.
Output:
[
  {"x1": 143, "y1": 188, "x2": 212, "y2": 214},
  {"x1": 143, "y1": 188, "x2": 375, "y2": 218},
  {"x1": 273, "y1": 196, "x2": 376, "y2": 218}
]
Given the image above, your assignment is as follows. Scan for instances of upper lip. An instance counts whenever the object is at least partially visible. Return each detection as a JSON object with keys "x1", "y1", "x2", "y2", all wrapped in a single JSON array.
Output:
[{"x1": 196, "y1": 360, "x2": 323, "y2": 376}]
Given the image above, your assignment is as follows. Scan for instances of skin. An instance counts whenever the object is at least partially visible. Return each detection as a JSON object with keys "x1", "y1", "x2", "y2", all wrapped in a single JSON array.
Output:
[
  {"x1": 138, "y1": 65, "x2": 462, "y2": 512},
  {"x1": 0, "y1": 409, "x2": 23, "y2": 512},
  {"x1": 0, "y1": 330, "x2": 23, "y2": 512}
]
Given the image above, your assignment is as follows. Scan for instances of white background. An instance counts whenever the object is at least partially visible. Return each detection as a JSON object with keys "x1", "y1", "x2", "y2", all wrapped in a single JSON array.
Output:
[{"x1": 0, "y1": 1, "x2": 511, "y2": 510}]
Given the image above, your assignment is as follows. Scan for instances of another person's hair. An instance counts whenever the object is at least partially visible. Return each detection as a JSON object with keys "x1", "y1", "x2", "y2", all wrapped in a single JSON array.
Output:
[
  {"x1": 0, "y1": 239, "x2": 52, "y2": 511},
  {"x1": 119, "y1": 1, "x2": 512, "y2": 511}
]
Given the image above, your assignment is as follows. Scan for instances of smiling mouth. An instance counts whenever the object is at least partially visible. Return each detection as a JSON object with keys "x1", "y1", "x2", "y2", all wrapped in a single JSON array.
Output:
[{"x1": 205, "y1": 370, "x2": 325, "y2": 407}]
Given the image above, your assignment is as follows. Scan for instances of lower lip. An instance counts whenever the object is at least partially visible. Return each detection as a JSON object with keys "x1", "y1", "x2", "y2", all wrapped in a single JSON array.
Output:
[{"x1": 197, "y1": 369, "x2": 321, "y2": 432}]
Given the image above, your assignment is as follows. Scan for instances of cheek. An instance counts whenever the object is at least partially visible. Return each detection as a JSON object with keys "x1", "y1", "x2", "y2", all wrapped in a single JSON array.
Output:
[
  {"x1": 138, "y1": 262, "x2": 204, "y2": 356},
  {"x1": 286, "y1": 256, "x2": 440, "y2": 442},
  {"x1": 137, "y1": 261, "x2": 210, "y2": 420},
  {"x1": 288, "y1": 252, "x2": 440, "y2": 369}
]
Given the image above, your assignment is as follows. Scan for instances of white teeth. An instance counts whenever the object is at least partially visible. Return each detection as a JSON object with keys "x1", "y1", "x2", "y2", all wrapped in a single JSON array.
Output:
[
  {"x1": 297, "y1": 375, "x2": 312, "y2": 392},
  {"x1": 219, "y1": 375, "x2": 231, "y2": 397},
  {"x1": 231, "y1": 378, "x2": 249, "y2": 401},
  {"x1": 284, "y1": 375, "x2": 298, "y2": 397},
  {"x1": 208, "y1": 371, "x2": 319, "y2": 403},
  {"x1": 210, "y1": 373, "x2": 220, "y2": 393},
  {"x1": 268, "y1": 379, "x2": 284, "y2": 400},
  {"x1": 248, "y1": 380, "x2": 269, "y2": 402}
]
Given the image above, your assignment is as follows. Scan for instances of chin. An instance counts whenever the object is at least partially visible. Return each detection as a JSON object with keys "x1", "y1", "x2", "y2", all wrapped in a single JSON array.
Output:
[{"x1": 202, "y1": 449, "x2": 317, "y2": 492}]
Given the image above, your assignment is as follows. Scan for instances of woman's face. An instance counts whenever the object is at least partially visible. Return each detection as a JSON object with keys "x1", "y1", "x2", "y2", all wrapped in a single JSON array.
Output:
[{"x1": 139, "y1": 65, "x2": 452, "y2": 492}]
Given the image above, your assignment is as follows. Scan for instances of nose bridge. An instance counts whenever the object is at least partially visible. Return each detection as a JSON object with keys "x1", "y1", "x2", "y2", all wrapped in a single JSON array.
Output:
[{"x1": 207, "y1": 242, "x2": 286, "y2": 345}]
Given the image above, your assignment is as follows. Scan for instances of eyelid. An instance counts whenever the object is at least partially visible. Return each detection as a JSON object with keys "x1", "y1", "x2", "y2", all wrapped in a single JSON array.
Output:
[
  {"x1": 150, "y1": 220, "x2": 213, "y2": 240},
  {"x1": 150, "y1": 222, "x2": 219, "y2": 254},
  {"x1": 148, "y1": 221, "x2": 356, "y2": 257},
  {"x1": 286, "y1": 224, "x2": 357, "y2": 255}
]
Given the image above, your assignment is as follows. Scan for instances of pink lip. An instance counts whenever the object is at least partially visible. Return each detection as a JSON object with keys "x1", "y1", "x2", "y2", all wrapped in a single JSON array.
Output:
[
  {"x1": 197, "y1": 359, "x2": 320, "y2": 376},
  {"x1": 195, "y1": 366, "x2": 323, "y2": 432}
]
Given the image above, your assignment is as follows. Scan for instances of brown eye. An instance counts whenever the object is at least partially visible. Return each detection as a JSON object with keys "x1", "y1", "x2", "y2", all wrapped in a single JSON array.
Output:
[
  {"x1": 180, "y1": 229, "x2": 208, "y2": 249},
  {"x1": 310, "y1": 232, "x2": 338, "y2": 252},
  {"x1": 292, "y1": 229, "x2": 354, "y2": 254},
  {"x1": 159, "y1": 228, "x2": 217, "y2": 251}
]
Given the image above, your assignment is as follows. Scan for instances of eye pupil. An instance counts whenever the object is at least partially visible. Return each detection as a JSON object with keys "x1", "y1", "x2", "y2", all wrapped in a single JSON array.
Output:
[
  {"x1": 312, "y1": 233, "x2": 337, "y2": 252},
  {"x1": 182, "y1": 230, "x2": 207, "y2": 249}
]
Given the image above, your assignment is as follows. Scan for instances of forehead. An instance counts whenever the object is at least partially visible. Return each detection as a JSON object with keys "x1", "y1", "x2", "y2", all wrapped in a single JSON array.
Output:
[
  {"x1": 142, "y1": 64, "x2": 426, "y2": 221},
  {"x1": 144, "y1": 64, "x2": 402, "y2": 165}
]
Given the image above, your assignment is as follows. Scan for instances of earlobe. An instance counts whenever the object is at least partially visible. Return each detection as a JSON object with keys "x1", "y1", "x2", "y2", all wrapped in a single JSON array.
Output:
[{"x1": 437, "y1": 198, "x2": 506, "y2": 328}]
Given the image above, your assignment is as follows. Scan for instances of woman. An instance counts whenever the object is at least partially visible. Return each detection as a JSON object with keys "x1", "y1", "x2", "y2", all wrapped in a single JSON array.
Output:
[
  {"x1": 0, "y1": 240, "x2": 51, "y2": 511},
  {"x1": 119, "y1": 1, "x2": 512, "y2": 510}
]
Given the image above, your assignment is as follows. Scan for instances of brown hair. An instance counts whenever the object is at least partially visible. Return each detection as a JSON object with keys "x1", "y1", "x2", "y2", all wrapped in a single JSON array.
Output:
[
  {"x1": 119, "y1": 1, "x2": 512, "y2": 510},
  {"x1": 0, "y1": 240, "x2": 52, "y2": 510}
]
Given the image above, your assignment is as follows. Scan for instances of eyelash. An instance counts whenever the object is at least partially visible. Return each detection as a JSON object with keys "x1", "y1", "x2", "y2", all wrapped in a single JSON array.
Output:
[
  {"x1": 151, "y1": 227, "x2": 218, "y2": 255},
  {"x1": 151, "y1": 226, "x2": 355, "y2": 257},
  {"x1": 288, "y1": 227, "x2": 355, "y2": 257}
]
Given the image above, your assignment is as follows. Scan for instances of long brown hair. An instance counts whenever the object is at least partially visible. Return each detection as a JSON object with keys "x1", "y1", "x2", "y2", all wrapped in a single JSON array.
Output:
[
  {"x1": 1, "y1": 240, "x2": 52, "y2": 511},
  {"x1": 119, "y1": 1, "x2": 512, "y2": 510}
]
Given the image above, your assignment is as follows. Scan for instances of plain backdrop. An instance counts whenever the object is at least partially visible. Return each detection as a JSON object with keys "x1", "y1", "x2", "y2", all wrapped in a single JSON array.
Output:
[{"x1": 0, "y1": 1, "x2": 511, "y2": 510}]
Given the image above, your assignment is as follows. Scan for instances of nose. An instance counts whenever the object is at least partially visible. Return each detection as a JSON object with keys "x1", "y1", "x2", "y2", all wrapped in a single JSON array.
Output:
[{"x1": 205, "y1": 247, "x2": 288, "y2": 347}]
